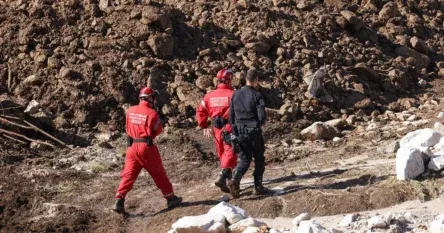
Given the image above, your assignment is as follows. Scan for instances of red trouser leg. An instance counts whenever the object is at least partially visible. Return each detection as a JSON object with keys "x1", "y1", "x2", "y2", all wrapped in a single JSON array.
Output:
[
  {"x1": 213, "y1": 127, "x2": 238, "y2": 169},
  {"x1": 115, "y1": 147, "x2": 143, "y2": 199},
  {"x1": 137, "y1": 145, "x2": 174, "y2": 199}
]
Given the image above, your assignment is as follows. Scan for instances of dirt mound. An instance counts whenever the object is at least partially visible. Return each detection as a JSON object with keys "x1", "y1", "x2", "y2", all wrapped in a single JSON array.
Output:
[{"x1": 0, "y1": 0, "x2": 443, "y2": 142}]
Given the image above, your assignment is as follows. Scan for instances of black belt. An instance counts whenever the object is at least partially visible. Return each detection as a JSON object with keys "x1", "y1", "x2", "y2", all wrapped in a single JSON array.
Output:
[{"x1": 127, "y1": 137, "x2": 153, "y2": 147}]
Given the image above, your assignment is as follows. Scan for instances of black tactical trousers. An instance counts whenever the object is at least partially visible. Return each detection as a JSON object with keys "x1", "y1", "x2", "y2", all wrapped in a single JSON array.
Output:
[{"x1": 232, "y1": 129, "x2": 266, "y2": 182}]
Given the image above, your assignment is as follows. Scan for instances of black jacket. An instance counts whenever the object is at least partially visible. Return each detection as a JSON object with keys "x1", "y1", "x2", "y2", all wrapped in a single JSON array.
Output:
[{"x1": 229, "y1": 85, "x2": 266, "y2": 130}]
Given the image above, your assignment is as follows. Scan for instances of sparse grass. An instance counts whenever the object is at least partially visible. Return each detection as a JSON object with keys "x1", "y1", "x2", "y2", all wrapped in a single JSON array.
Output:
[{"x1": 88, "y1": 162, "x2": 108, "y2": 173}]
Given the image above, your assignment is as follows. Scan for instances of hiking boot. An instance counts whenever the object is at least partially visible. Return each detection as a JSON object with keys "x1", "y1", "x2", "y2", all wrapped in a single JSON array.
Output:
[
  {"x1": 227, "y1": 179, "x2": 240, "y2": 199},
  {"x1": 214, "y1": 169, "x2": 231, "y2": 193},
  {"x1": 167, "y1": 195, "x2": 182, "y2": 209},
  {"x1": 113, "y1": 199, "x2": 125, "y2": 213},
  {"x1": 253, "y1": 176, "x2": 270, "y2": 195}
]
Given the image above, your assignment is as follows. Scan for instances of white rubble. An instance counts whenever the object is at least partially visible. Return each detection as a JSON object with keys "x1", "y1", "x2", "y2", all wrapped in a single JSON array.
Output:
[
  {"x1": 208, "y1": 202, "x2": 248, "y2": 225},
  {"x1": 339, "y1": 214, "x2": 357, "y2": 227},
  {"x1": 438, "y1": 112, "x2": 444, "y2": 118},
  {"x1": 241, "y1": 227, "x2": 261, "y2": 233},
  {"x1": 400, "y1": 128, "x2": 442, "y2": 150},
  {"x1": 418, "y1": 79, "x2": 427, "y2": 88},
  {"x1": 368, "y1": 216, "x2": 387, "y2": 229},
  {"x1": 294, "y1": 220, "x2": 329, "y2": 233},
  {"x1": 428, "y1": 156, "x2": 444, "y2": 171},
  {"x1": 171, "y1": 214, "x2": 226, "y2": 233},
  {"x1": 385, "y1": 212, "x2": 393, "y2": 225},
  {"x1": 430, "y1": 218, "x2": 444, "y2": 233},
  {"x1": 396, "y1": 147, "x2": 425, "y2": 180},
  {"x1": 228, "y1": 218, "x2": 266, "y2": 233},
  {"x1": 292, "y1": 213, "x2": 311, "y2": 226}
]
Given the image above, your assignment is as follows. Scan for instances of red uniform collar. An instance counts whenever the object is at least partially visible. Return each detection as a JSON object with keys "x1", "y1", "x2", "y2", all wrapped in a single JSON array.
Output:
[
  {"x1": 139, "y1": 100, "x2": 152, "y2": 108},
  {"x1": 217, "y1": 83, "x2": 233, "y2": 90}
]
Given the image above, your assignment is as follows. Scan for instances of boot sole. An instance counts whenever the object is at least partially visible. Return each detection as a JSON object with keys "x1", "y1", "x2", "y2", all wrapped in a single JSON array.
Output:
[
  {"x1": 214, "y1": 182, "x2": 230, "y2": 193},
  {"x1": 227, "y1": 181, "x2": 240, "y2": 199}
]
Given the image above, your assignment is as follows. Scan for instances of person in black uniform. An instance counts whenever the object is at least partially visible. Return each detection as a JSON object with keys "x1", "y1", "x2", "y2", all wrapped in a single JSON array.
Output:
[{"x1": 227, "y1": 68, "x2": 269, "y2": 198}]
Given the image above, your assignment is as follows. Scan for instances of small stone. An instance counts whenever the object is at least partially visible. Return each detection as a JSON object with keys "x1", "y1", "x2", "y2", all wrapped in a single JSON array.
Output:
[
  {"x1": 418, "y1": 79, "x2": 427, "y2": 88},
  {"x1": 292, "y1": 213, "x2": 310, "y2": 226},
  {"x1": 301, "y1": 122, "x2": 339, "y2": 141},
  {"x1": 333, "y1": 137, "x2": 342, "y2": 142},
  {"x1": 23, "y1": 75, "x2": 43, "y2": 86},
  {"x1": 24, "y1": 100, "x2": 40, "y2": 114},
  {"x1": 59, "y1": 67, "x2": 72, "y2": 79},
  {"x1": 407, "y1": 115, "x2": 417, "y2": 121},
  {"x1": 437, "y1": 112, "x2": 444, "y2": 118}
]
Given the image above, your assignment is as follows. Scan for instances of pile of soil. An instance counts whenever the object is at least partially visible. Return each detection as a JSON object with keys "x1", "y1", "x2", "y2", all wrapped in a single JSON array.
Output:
[{"x1": 0, "y1": 0, "x2": 443, "y2": 142}]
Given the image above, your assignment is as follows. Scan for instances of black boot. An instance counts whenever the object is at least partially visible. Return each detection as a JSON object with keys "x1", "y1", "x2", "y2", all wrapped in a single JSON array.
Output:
[
  {"x1": 227, "y1": 179, "x2": 240, "y2": 199},
  {"x1": 167, "y1": 195, "x2": 183, "y2": 209},
  {"x1": 214, "y1": 169, "x2": 231, "y2": 193},
  {"x1": 253, "y1": 176, "x2": 270, "y2": 195},
  {"x1": 113, "y1": 199, "x2": 125, "y2": 213}
]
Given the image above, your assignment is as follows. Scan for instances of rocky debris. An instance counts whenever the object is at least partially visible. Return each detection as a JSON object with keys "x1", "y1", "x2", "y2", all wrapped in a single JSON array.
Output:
[
  {"x1": 434, "y1": 122, "x2": 444, "y2": 136},
  {"x1": 24, "y1": 100, "x2": 40, "y2": 114},
  {"x1": 395, "y1": 46, "x2": 431, "y2": 69},
  {"x1": 207, "y1": 202, "x2": 248, "y2": 225},
  {"x1": 228, "y1": 218, "x2": 266, "y2": 233},
  {"x1": 438, "y1": 112, "x2": 444, "y2": 119},
  {"x1": 368, "y1": 216, "x2": 387, "y2": 229},
  {"x1": 396, "y1": 147, "x2": 424, "y2": 180},
  {"x1": 339, "y1": 214, "x2": 357, "y2": 227},
  {"x1": 292, "y1": 213, "x2": 311, "y2": 226}
]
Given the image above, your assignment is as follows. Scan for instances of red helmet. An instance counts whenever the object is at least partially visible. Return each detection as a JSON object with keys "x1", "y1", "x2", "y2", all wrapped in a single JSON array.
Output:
[
  {"x1": 139, "y1": 87, "x2": 157, "y2": 98},
  {"x1": 216, "y1": 68, "x2": 233, "y2": 81}
]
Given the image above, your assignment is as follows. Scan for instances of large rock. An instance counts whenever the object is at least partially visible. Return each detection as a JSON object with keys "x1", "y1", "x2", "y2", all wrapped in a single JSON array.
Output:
[
  {"x1": 395, "y1": 46, "x2": 431, "y2": 69},
  {"x1": 228, "y1": 218, "x2": 266, "y2": 233},
  {"x1": 396, "y1": 147, "x2": 425, "y2": 180},
  {"x1": 410, "y1": 36, "x2": 429, "y2": 54},
  {"x1": 171, "y1": 214, "x2": 226, "y2": 233},
  {"x1": 378, "y1": 2, "x2": 398, "y2": 21},
  {"x1": 377, "y1": 141, "x2": 400, "y2": 154},
  {"x1": 428, "y1": 156, "x2": 444, "y2": 172},
  {"x1": 207, "y1": 202, "x2": 248, "y2": 225},
  {"x1": 339, "y1": 214, "x2": 357, "y2": 227},
  {"x1": 141, "y1": 7, "x2": 172, "y2": 31},
  {"x1": 301, "y1": 122, "x2": 338, "y2": 141},
  {"x1": 400, "y1": 128, "x2": 442, "y2": 150},
  {"x1": 292, "y1": 213, "x2": 311, "y2": 226},
  {"x1": 368, "y1": 216, "x2": 387, "y2": 229},
  {"x1": 148, "y1": 34, "x2": 174, "y2": 59},
  {"x1": 294, "y1": 220, "x2": 329, "y2": 233}
]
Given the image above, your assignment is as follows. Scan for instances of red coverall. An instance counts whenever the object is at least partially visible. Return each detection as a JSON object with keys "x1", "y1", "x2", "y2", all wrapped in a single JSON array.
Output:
[
  {"x1": 115, "y1": 101, "x2": 174, "y2": 200},
  {"x1": 196, "y1": 83, "x2": 237, "y2": 169}
]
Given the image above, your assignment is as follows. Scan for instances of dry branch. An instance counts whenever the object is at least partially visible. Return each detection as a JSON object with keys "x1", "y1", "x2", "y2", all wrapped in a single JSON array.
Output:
[
  {"x1": 0, "y1": 128, "x2": 56, "y2": 148},
  {"x1": 0, "y1": 116, "x2": 33, "y2": 129},
  {"x1": 7, "y1": 63, "x2": 11, "y2": 92},
  {"x1": 1, "y1": 134, "x2": 27, "y2": 145},
  {"x1": 23, "y1": 120, "x2": 73, "y2": 150}
]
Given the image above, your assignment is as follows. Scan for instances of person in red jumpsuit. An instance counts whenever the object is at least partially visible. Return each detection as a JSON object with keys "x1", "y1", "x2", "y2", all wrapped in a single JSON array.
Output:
[
  {"x1": 113, "y1": 87, "x2": 182, "y2": 213},
  {"x1": 196, "y1": 68, "x2": 237, "y2": 193}
]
